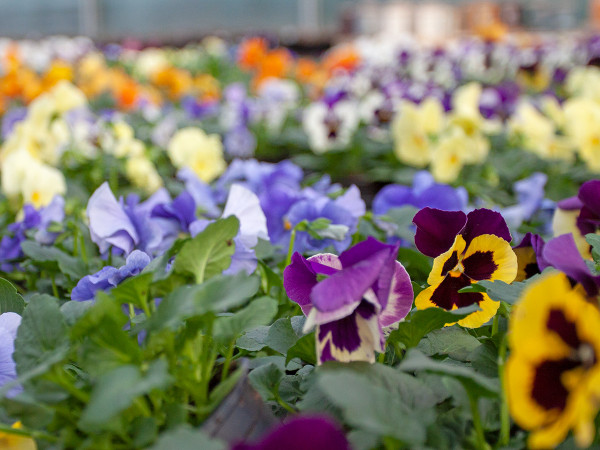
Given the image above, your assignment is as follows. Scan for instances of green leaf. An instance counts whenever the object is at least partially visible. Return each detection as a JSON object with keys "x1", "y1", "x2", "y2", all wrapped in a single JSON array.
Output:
[
  {"x1": 388, "y1": 306, "x2": 479, "y2": 349},
  {"x1": 379, "y1": 206, "x2": 419, "y2": 245},
  {"x1": 173, "y1": 216, "x2": 239, "y2": 283},
  {"x1": 286, "y1": 332, "x2": 316, "y2": 365},
  {"x1": 587, "y1": 233, "x2": 600, "y2": 264},
  {"x1": 213, "y1": 296, "x2": 277, "y2": 345},
  {"x1": 396, "y1": 248, "x2": 433, "y2": 282},
  {"x1": 146, "y1": 273, "x2": 260, "y2": 332},
  {"x1": 398, "y1": 350, "x2": 499, "y2": 398},
  {"x1": 265, "y1": 317, "x2": 303, "y2": 355},
  {"x1": 417, "y1": 327, "x2": 482, "y2": 362},
  {"x1": 248, "y1": 362, "x2": 284, "y2": 401},
  {"x1": 21, "y1": 241, "x2": 87, "y2": 280},
  {"x1": 0, "y1": 278, "x2": 25, "y2": 314},
  {"x1": 477, "y1": 278, "x2": 537, "y2": 304},
  {"x1": 13, "y1": 294, "x2": 69, "y2": 375},
  {"x1": 150, "y1": 426, "x2": 226, "y2": 450},
  {"x1": 110, "y1": 273, "x2": 153, "y2": 310},
  {"x1": 316, "y1": 362, "x2": 436, "y2": 445},
  {"x1": 79, "y1": 359, "x2": 173, "y2": 432},
  {"x1": 236, "y1": 326, "x2": 269, "y2": 352}
]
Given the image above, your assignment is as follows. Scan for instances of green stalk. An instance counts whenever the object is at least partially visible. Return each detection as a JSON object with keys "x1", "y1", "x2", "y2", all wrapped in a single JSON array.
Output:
[
  {"x1": 51, "y1": 274, "x2": 59, "y2": 298},
  {"x1": 497, "y1": 336, "x2": 510, "y2": 447},
  {"x1": 285, "y1": 226, "x2": 297, "y2": 267},
  {"x1": 491, "y1": 315, "x2": 499, "y2": 336},
  {"x1": 220, "y1": 340, "x2": 235, "y2": 383},
  {"x1": 468, "y1": 391, "x2": 488, "y2": 450}
]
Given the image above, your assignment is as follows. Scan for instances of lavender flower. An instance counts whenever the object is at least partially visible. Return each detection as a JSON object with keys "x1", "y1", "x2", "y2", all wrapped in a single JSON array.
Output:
[{"x1": 71, "y1": 250, "x2": 151, "y2": 302}]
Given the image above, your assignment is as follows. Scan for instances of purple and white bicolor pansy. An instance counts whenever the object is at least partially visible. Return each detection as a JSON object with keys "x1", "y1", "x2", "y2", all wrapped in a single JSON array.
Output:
[{"x1": 283, "y1": 237, "x2": 413, "y2": 364}]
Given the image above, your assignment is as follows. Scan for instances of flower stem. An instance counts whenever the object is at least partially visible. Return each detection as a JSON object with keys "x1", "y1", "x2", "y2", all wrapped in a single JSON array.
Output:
[
  {"x1": 468, "y1": 391, "x2": 488, "y2": 450},
  {"x1": 497, "y1": 336, "x2": 510, "y2": 447},
  {"x1": 220, "y1": 340, "x2": 235, "y2": 383},
  {"x1": 491, "y1": 315, "x2": 499, "y2": 336},
  {"x1": 285, "y1": 226, "x2": 297, "y2": 267}
]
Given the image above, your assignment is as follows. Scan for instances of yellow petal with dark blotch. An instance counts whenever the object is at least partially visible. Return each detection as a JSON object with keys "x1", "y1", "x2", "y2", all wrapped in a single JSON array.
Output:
[
  {"x1": 462, "y1": 234, "x2": 517, "y2": 283},
  {"x1": 428, "y1": 235, "x2": 466, "y2": 286}
]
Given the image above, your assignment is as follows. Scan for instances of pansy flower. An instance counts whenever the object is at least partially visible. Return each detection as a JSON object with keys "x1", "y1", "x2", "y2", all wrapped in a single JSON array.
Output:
[
  {"x1": 552, "y1": 179, "x2": 600, "y2": 258},
  {"x1": 513, "y1": 233, "x2": 547, "y2": 282},
  {"x1": 414, "y1": 208, "x2": 517, "y2": 328},
  {"x1": 283, "y1": 237, "x2": 413, "y2": 364},
  {"x1": 506, "y1": 273, "x2": 600, "y2": 448}
]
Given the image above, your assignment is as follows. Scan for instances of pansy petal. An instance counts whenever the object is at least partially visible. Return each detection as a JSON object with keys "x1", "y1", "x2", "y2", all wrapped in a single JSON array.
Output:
[
  {"x1": 317, "y1": 301, "x2": 381, "y2": 364},
  {"x1": 379, "y1": 261, "x2": 414, "y2": 328},
  {"x1": 462, "y1": 234, "x2": 517, "y2": 283},
  {"x1": 308, "y1": 253, "x2": 342, "y2": 276},
  {"x1": 543, "y1": 234, "x2": 600, "y2": 297},
  {"x1": 87, "y1": 182, "x2": 138, "y2": 254},
  {"x1": 428, "y1": 235, "x2": 467, "y2": 286},
  {"x1": 413, "y1": 208, "x2": 467, "y2": 257},
  {"x1": 283, "y1": 252, "x2": 318, "y2": 315},
  {"x1": 578, "y1": 180, "x2": 600, "y2": 217},
  {"x1": 338, "y1": 237, "x2": 397, "y2": 308},
  {"x1": 311, "y1": 250, "x2": 389, "y2": 313},
  {"x1": 461, "y1": 209, "x2": 512, "y2": 246},
  {"x1": 232, "y1": 415, "x2": 350, "y2": 450}
]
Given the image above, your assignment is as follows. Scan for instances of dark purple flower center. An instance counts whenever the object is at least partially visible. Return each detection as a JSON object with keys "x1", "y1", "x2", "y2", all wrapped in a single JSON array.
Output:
[
  {"x1": 461, "y1": 251, "x2": 498, "y2": 281},
  {"x1": 531, "y1": 309, "x2": 597, "y2": 412},
  {"x1": 430, "y1": 273, "x2": 484, "y2": 310}
]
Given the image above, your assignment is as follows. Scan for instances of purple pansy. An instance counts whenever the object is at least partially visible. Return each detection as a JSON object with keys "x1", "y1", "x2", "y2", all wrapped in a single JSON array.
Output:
[
  {"x1": 543, "y1": 234, "x2": 600, "y2": 297},
  {"x1": 373, "y1": 171, "x2": 468, "y2": 215},
  {"x1": 224, "y1": 125, "x2": 257, "y2": 158},
  {"x1": 231, "y1": 415, "x2": 350, "y2": 450},
  {"x1": 0, "y1": 312, "x2": 22, "y2": 397},
  {"x1": 283, "y1": 237, "x2": 413, "y2": 364},
  {"x1": 87, "y1": 182, "x2": 178, "y2": 257},
  {"x1": 71, "y1": 250, "x2": 151, "y2": 302},
  {"x1": 413, "y1": 207, "x2": 512, "y2": 258}
]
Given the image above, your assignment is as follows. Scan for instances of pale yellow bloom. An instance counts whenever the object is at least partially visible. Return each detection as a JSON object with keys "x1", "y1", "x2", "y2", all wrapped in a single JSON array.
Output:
[
  {"x1": 509, "y1": 102, "x2": 574, "y2": 161},
  {"x1": 167, "y1": 127, "x2": 226, "y2": 183},
  {"x1": 126, "y1": 156, "x2": 163, "y2": 194},
  {"x1": 391, "y1": 97, "x2": 444, "y2": 167},
  {"x1": 565, "y1": 66, "x2": 600, "y2": 102},
  {"x1": 430, "y1": 127, "x2": 469, "y2": 183},
  {"x1": 1, "y1": 149, "x2": 66, "y2": 208},
  {"x1": 563, "y1": 97, "x2": 600, "y2": 172},
  {"x1": 48, "y1": 80, "x2": 87, "y2": 113}
]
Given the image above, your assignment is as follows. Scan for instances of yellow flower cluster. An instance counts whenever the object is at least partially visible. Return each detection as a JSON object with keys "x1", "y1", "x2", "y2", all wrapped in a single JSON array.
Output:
[
  {"x1": 392, "y1": 82, "x2": 498, "y2": 183},
  {"x1": 167, "y1": 127, "x2": 226, "y2": 183},
  {"x1": 509, "y1": 66, "x2": 600, "y2": 173}
]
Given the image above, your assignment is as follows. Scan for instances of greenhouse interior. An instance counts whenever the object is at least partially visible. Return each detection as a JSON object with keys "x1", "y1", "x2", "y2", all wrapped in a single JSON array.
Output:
[{"x1": 2, "y1": 0, "x2": 600, "y2": 449}]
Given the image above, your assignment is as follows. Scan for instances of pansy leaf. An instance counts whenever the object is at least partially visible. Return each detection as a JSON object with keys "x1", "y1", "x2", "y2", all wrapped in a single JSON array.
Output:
[
  {"x1": 79, "y1": 359, "x2": 173, "y2": 432},
  {"x1": 477, "y1": 278, "x2": 539, "y2": 304},
  {"x1": 173, "y1": 216, "x2": 239, "y2": 284},
  {"x1": 13, "y1": 294, "x2": 69, "y2": 375},
  {"x1": 264, "y1": 316, "x2": 304, "y2": 355},
  {"x1": 248, "y1": 362, "x2": 284, "y2": 402},
  {"x1": 285, "y1": 332, "x2": 317, "y2": 365},
  {"x1": 213, "y1": 296, "x2": 278, "y2": 345},
  {"x1": 21, "y1": 241, "x2": 87, "y2": 280},
  {"x1": 586, "y1": 233, "x2": 600, "y2": 265},
  {"x1": 110, "y1": 272, "x2": 154, "y2": 310},
  {"x1": 398, "y1": 349, "x2": 499, "y2": 398},
  {"x1": 396, "y1": 248, "x2": 432, "y2": 283},
  {"x1": 150, "y1": 426, "x2": 226, "y2": 450},
  {"x1": 316, "y1": 362, "x2": 436, "y2": 445},
  {"x1": 388, "y1": 305, "x2": 479, "y2": 349},
  {"x1": 417, "y1": 327, "x2": 482, "y2": 362},
  {"x1": 236, "y1": 326, "x2": 270, "y2": 352},
  {"x1": 145, "y1": 273, "x2": 260, "y2": 332},
  {"x1": 0, "y1": 278, "x2": 25, "y2": 314}
]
